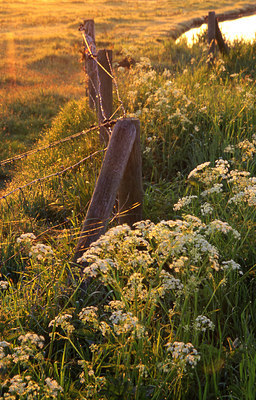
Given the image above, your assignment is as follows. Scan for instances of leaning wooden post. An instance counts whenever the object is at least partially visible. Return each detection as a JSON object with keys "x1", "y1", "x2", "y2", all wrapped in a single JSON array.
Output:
[
  {"x1": 82, "y1": 19, "x2": 97, "y2": 109},
  {"x1": 118, "y1": 119, "x2": 143, "y2": 226},
  {"x1": 97, "y1": 49, "x2": 113, "y2": 145},
  {"x1": 208, "y1": 11, "x2": 216, "y2": 60},
  {"x1": 73, "y1": 119, "x2": 141, "y2": 265},
  {"x1": 215, "y1": 19, "x2": 229, "y2": 55}
]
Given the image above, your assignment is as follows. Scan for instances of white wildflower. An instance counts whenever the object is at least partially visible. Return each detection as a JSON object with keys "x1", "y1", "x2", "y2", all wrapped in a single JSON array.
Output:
[
  {"x1": 48, "y1": 313, "x2": 74, "y2": 335},
  {"x1": 228, "y1": 191, "x2": 245, "y2": 205},
  {"x1": 187, "y1": 162, "x2": 211, "y2": 180},
  {"x1": 168, "y1": 256, "x2": 188, "y2": 273},
  {"x1": 78, "y1": 306, "x2": 98, "y2": 324},
  {"x1": 99, "y1": 321, "x2": 111, "y2": 336},
  {"x1": 105, "y1": 300, "x2": 125, "y2": 311},
  {"x1": 194, "y1": 315, "x2": 215, "y2": 332},
  {"x1": 45, "y1": 377, "x2": 63, "y2": 396},
  {"x1": 200, "y1": 202, "x2": 213, "y2": 216},
  {"x1": 222, "y1": 260, "x2": 243, "y2": 275},
  {"x1": 0, "y1": 341, "x2": 10, "y2": 348},
  {"x1": 173, "y1": 195, "x2": 198, "y2": 211},
  {"x1": 159, "y1": 271, "x2": 184, "y2": 292},
  {"x1": 109, "y1": 310, "x2": 145, "y2": 337},
  {"x1": 16, "y1": 233, "x2": 36, "y2": 244},
  {"x1": 205, "y1": 220, "x2": 241, "y2": 239},
  {"x1": 29, "y1": 243, "x2": 54, "y2": 260},
  {"x1": 214, "y1": 159, "x2": 230, "y2": 179},
  {"x1": 201, "y1": 183, "x2": 223, "y2": 197},
  {"x1": 0, "y1": 280, "x2": 9, "y2": 290},
  {"x1": 224, "y1": 145, "x2": 235, "y2": 153},
  {"x1": 166, "y1": 341, "x2": 200, "y2": 369},
  {"x1": 8, "y1": 375, "x2": 26, "y2": 395},
  {"x1": 18, "y1": 333, "x2": 45, "y2": 349}
]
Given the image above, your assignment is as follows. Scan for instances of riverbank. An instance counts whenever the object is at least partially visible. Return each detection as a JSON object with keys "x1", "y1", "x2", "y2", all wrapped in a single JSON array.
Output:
[{"x1": 171, "y1": 3, "x2": 256, "y2": 40}]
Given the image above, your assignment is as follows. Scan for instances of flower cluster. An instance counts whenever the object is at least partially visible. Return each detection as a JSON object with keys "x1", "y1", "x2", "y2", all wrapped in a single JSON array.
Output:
[
  {"x1": 200, "y1": 202, "x2": 213, "y2": 216},
  {"x1": 0, "y1": 334, "x2": 63, "y2": 399},
  {"x1": 173, "y1": 195, "x2": 198, "y2": 211},
  {"x1": 16, "y1": 233, "x2": 36, "y2": 243},
  {"x1": 45, "y1": 377, "x2": 63, "y2": 397},
  {"x1": 109, "y1": 310, "x2": 145, "y2": 338},
  {"x1": 159, "y1": 271, "x2": 184, "y2": 293},
  {"x1": 221, "y1": 260, "x2": 243, "y2": 275},
  {"x1": 0, "y1": 333, "x2": 45, "y2": 369},
  {"x1": 48, "y1": 313, "x2": 74, "y2": 336},
  {"x1": 0, "y1": 374, "x2": 63, "y2": 399},
  {"x1": 18, "y1": 333, "x2": 45, "y2": 349},
  {"x1": 16, "y1": 232, "x2": 54, "y2": 262},
  {"x1": 193, "y1": 315, "x2": 215, "y2": 332},
  {"x1": 0, "y1": 280, "x2": 9, "y2": 290},
  {"x1": 29, "y1": 243, "x2": 54, "y2": 260},
  {"x1": 166, "y1": 341, "x2": 200, "y2": 369},
  {"x1": 78, "y1": 306, "x2": 99, "y2": 330},
  {"x1": 205, "y1": 220, "x2": 241, "y2": 239}
]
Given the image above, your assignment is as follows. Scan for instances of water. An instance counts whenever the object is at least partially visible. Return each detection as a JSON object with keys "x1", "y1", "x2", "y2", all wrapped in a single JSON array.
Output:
[{"x1": 176, "y1": 14, "x2": 256, "y2": 46}]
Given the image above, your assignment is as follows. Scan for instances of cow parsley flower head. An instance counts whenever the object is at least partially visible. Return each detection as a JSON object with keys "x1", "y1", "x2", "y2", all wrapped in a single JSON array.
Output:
[
  {"x1": 200, "y1": 202, "x2": 213, "y2": 216},
  {"x1": 18, "y1": 333, "x2": 45, "y2": 349},
  {"x1": 29, "y1": 243, "x2": 54, "y2": 260},
  {"x1": 194, "y1": 315, "x2": 215, "y2": 332},
  {"x1": 45, "y1": 377, "x2": 63, "y2": 396},
  {"x1": 222, "y1": 260, "x2": 243, "y2": 275},
  {"x1": 173, "y1": 195, "x2": 198, "y2": 211},
  {"x1": 166, "y1": 341, "x2": 200, "y2": 369},
  {"x1": 16, "y1": 233, "x2": 36, "y2": 244},
  {"x1": 78, "y1": 306, "x2": 99, "y2": 325},
  {"x1": 0, "y1": 280, "x2": 9, "y2": 290},
  {"x1": 48, "y1": 313, "x2": 74, "y2": 336},
  {"x1": 187, "y1": 162, "x2": 211, "y2": 180}
]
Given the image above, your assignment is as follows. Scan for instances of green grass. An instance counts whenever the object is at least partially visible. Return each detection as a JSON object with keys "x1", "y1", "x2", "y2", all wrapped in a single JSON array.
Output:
[{"x1": 1, "y1": 4, "x2": 256, "y2": 399}]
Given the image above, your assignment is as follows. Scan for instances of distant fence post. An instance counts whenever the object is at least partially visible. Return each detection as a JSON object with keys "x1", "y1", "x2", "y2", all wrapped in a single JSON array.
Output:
[
  {"x1": 208, "y1": 11, "x2": 229, "y2": 60},
  {"x1": 97, "y1": 49, "x2": 113, "y2": 145},
  {"x1": 73, "y1": 119, "x2": 142, "y2": 266},
  {"x1": 208, "y1": 11, "x2": 216, "y2": 60},
  {"x1": 82, "y1": 19, "x2": 97, "y2": 109}
]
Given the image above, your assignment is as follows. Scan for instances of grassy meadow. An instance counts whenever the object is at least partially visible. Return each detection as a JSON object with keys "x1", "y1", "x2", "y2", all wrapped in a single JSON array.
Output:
[{"x1": 1, "y1": 1, "x2": 256, "y2": 399}]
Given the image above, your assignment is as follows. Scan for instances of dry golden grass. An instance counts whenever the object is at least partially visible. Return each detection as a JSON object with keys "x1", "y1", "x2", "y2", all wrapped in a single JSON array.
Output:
[
  {"x1": 2, "y1": 0, "x2": 256, "y2": 99},
  {"x1": 1, "y1": 0, "x2": 256, "y2": 160}
]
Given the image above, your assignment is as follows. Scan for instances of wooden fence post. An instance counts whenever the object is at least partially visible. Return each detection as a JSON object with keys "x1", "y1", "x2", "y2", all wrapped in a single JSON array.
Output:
[
  {"x1": 118, "y1": 119, "x2": 143, "y2": 226},
  {"x1": 208, "y1": 11, "x2": 216, "y2": 60},
  {"x1": 82, "y1": 19, "x2": 97, "y2": 109},
  {"x1": 97, "y1": 49, "x2": 113, "y2": 145},
  {"x1": 73, "y1": 119, "x2": 142, "y2": 266}
]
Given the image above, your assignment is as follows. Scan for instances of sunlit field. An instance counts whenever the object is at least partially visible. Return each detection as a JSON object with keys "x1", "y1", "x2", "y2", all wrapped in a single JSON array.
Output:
[
  {"x1": 1, "y1": 1, "x2": 256, "y2": 399},
  {"x1": 1, "y1": 0, "x2": 256, "y2": 159}
]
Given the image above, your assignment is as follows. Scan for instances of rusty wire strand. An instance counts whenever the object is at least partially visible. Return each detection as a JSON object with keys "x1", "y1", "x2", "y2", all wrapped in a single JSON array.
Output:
[
  {"x1": 0, "y1": 120, "x2": 116, "y2": 168},
  {"x1": 0, "y1": 148, "x2": 106, "y2": 203}
]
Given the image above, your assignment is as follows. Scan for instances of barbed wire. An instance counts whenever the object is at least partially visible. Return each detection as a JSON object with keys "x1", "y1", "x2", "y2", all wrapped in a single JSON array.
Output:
[
  {"x1": 0, "y1": 120, "x2": 116, "y2": 168},
  {"x1": 0, "y1": 148, "x2": 106, "y2": 203},
  {"x1": 0, "y1": 202, "x2": 141, "y2": 269}
]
